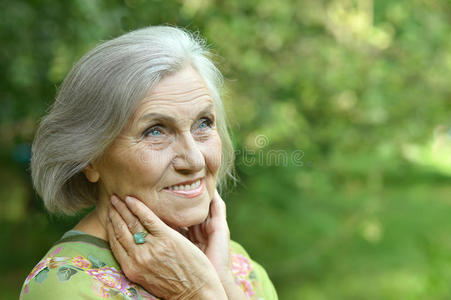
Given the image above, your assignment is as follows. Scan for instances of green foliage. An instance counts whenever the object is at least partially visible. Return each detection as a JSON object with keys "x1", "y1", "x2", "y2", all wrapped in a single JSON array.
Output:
[{"x1": 1, "y1": 0, "x2": 450, "y2": 299}]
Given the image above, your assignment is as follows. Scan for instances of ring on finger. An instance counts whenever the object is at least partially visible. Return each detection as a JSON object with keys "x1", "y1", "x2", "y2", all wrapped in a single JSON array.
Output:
[{"x1": 133, "y1": 231, "x2": 148, "y2": 245}]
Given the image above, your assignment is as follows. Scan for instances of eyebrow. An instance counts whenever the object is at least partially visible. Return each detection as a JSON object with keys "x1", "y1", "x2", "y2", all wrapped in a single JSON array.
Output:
[{"x1": 138, "y1": 103, "x2": 215, "y2": 124}]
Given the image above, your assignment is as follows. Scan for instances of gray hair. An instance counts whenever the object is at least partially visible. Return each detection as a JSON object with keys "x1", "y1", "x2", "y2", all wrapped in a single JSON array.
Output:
[{"x1": 31, "y1": 26, "x2": 236, "y2": 215}]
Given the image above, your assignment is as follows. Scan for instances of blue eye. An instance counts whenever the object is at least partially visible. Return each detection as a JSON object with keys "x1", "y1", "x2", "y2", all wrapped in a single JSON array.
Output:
[
  {"x1": 199, "y1": 118, "x2": 213, "y2": 129},
  {"x1": 150, "y1": 129, "x2": 162, "y2": 136},
  {"x1": 144, "y1": 126, "x2": 163, "y2": 137}
]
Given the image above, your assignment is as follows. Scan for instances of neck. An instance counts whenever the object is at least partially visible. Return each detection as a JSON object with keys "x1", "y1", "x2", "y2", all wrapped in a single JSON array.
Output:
[
  {"x1": 73, "y1": 192, "x2": 110, "y2": 241},
  {"x1": 73, "y1": 190, "x2": 193, "y2": 240}
]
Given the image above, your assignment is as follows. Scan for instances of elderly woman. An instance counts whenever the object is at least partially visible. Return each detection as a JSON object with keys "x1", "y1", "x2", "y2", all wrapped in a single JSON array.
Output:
[{"x1": 20, "y1": 26, "x2": 277, "y2": 299}]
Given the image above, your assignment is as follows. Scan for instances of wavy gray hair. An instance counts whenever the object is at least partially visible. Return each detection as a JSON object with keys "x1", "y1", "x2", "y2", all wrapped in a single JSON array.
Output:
[{"x1": 31, "y1": 26, "x2": 236, "y2": 215}]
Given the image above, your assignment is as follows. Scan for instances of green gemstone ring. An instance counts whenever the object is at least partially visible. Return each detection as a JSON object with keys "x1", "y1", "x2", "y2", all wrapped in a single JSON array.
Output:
[{"x1": 133, "y1": 231, "x2": 148, "y2": 245}]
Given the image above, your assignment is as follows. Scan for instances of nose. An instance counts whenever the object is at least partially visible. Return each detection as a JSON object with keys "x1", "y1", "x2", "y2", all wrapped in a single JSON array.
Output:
[{"x1": 172, "y1": 132, "x2": 205, "y2": 174}]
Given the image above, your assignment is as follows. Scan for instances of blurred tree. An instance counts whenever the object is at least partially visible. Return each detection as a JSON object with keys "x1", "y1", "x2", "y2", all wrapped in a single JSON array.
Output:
[{"x1": 1, "y1": 0, "x2": 450, "y2": 299}]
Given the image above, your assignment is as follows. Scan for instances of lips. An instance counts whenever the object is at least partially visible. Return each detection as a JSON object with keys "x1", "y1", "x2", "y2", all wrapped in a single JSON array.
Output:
[
  {"x1": 165, "y1": 177, "x2": 203, "y2": 189},
  {"x1": 163, "y1": 177, "x2": 205, "y2": 198}
]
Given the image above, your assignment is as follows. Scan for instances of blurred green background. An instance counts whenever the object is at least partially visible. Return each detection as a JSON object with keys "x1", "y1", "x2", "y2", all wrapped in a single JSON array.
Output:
[{"x1": 1, "y1": 0, "x2": 451, "y2": 299}]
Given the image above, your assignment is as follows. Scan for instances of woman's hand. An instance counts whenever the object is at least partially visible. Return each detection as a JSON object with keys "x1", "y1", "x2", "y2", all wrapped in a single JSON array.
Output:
[
  {"x1": 187, "y1": 190, "x2": 248, "y2": 300},
  {"x1": 186, "y1": 190, "x2": 231, "y2": 280},
  {"x1": 106, "y1": 195, "x2": 227, "y2": 300}
]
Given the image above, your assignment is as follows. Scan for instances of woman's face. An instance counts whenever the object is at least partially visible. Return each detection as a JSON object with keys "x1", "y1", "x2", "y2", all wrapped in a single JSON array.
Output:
[{"x1": 90, "y1": 66, "x2": 222, "y2": 228}]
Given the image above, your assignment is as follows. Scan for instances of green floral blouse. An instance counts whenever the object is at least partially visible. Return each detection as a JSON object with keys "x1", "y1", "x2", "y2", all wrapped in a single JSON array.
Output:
[{"x1": 20, "y1": 231, "x2": 278, "y2": 299}]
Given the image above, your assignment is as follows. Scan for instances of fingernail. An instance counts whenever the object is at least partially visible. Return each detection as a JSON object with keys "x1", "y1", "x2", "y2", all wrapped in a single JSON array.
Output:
[
  {"x1": 125, "y1": 196, "x2": 134, "y2": 204},
  {"x1": 111, "y1": 195, "x2": 118, "y2": 205}
]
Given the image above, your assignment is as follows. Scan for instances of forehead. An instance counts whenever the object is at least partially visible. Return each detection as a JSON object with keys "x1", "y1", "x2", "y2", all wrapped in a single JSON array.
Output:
[{"x1": 136, "y1": 66, "x2": 214, "y2": 117}]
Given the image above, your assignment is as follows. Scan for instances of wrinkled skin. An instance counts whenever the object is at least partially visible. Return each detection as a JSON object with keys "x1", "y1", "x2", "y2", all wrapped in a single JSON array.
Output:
[
  {"x1": 85, "y1": 66, "x2": 222, "y2": 229},
  {"x1": 107, "y1": 194, "x2": 228, "y2": 299},
  {"x1": 78, "y1": 66, "x2": 247, "y2": 299}
]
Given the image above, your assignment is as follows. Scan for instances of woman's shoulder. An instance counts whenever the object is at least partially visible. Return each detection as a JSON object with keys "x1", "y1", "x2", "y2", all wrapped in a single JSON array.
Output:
[
  {"x1": 230, "y1": 240, "x2": 278, "y2": 300},
  {"x1": 20, "y1": 232, "x2": 158, "y2": 300}
]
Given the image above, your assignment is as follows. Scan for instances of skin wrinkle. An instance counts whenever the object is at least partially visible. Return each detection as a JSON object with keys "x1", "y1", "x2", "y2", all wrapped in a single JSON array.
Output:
[
  {"x1": 134, "y1": 120, "x2": 214, "y2": 178},
  {"x1": 138, "y1": 103, "x2": 215, "y2": 128},
  {"x1": 147, "y1": 90, "x2": 211, "y2": 100},
  {"x1": 105, "y1": 194, "x2": 229, "y2": 299},
  {"x1": 77, "y1": 65, "x2": 235, "y2": 299},
  {"x1": 77, "y1": 66, "x2": 222, "y2": 237},
  {"x1": 135, "y1": 104, "x2": 215, "y2": 139}
]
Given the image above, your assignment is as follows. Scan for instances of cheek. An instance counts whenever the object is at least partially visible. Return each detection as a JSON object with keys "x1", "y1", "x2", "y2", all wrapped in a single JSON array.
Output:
[
  {"x1": 203, "y1": 134, "x2": 222, "y2": 175},
  {"x1": 128, "y1": 147, "x2": 172, "y2": 186},
  {"x1": 100, "y1": 145, "x2": 171, "y2": 194}
]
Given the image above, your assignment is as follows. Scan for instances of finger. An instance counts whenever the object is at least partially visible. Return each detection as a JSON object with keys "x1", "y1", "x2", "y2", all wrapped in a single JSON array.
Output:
[
  {"x1": 188, "y1": 227, "x2": 207, "y2": 252},
  {"x1": 111, "y1": 195, "x2": 145, "y2": 235},
  {"x1": 187, "y1": 228, "x2": 200, "y2": 249},
  {"x1": 201, "y1": 214, "x2": 211, "y2": 237},
  {"x1": 193, "y1": 223, "x2": 208, "y2": 244},
  {"x1": 109, "y1": 203, "x2": 136, "y2": 249},
  {"x1": 125, "y1": 196, "x2": 169, "y2": 236},
  {"x1": 187, "y1": 224, "x2": 202, "y2": 244},
  {"x1": 204, "y1": 191, "x2": 229, "y2": 240},
  {"x1": 187, "y1": 227, "x2": 195, "y2": 243},
  {"x1": 106, "y1": 214, "x2": 130, "y2": 262},
  {"x1": 210, "y1": 190, "x2": 227, "y2": 223}
]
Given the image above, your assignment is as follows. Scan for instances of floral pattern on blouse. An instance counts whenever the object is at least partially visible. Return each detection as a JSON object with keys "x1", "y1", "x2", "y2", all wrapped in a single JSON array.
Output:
[
  {"x1": 232, "y1": 253, "x2": 256, "y2": 298},
  {"x1": 21, "y1": 237, "x2": 275, "y2": 300},
  {"x1": 21, "y1": 249, "x2": 156, "y2": 300},
  {"x1": 22, "y1": 246, "x2": 63, "y2": 294}
]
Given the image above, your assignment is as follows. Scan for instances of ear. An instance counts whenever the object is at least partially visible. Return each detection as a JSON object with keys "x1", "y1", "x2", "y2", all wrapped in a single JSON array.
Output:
[{"x1": 83, "y1": 163, "x2": 100, "y2": 183}]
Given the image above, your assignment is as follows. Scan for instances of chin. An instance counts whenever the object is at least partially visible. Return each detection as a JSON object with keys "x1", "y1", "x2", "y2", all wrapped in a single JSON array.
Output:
[{"x1": 166, "y1": 207, "x2": 210, "y2": 228}]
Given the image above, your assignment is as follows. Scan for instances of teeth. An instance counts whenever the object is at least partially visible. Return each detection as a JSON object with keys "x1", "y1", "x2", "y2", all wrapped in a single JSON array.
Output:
[{"x1": 167, "y1": 179, "x2": 201, "y2": 191}]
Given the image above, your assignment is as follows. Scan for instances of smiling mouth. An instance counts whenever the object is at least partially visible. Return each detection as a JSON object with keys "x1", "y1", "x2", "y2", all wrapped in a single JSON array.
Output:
[{"x1": 163, "y1": 178, "x2": 204, "y2": 198}]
